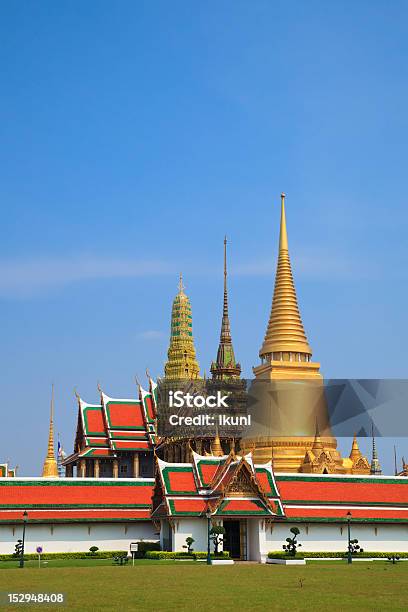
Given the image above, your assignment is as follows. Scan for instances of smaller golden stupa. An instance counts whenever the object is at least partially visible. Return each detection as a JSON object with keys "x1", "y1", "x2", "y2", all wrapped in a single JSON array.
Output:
[{"x1": 42, "y1": 384, "x2": 59, "y2": 478}]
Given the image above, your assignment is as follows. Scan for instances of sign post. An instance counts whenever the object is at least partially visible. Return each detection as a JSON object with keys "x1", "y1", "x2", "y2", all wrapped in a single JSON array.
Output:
[
  {"x1": 36, "y1": 546, "x2": 43, "y2": 569},
  {"x1": 130, "y1": 542, "x2": 138, "y2": 567}
]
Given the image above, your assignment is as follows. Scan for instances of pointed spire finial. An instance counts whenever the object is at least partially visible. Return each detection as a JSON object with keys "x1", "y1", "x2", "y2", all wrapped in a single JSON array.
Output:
[
  {"x1": 370, "y1": 424, "x2": 382, "y2": 475},
  {"x1": 279, "y1": 192, "x2": 288, "y2": 252},
  {"x1": 224, "y1": 235, "x2": 227, "y2": 284},
  {"x1": 178, "y1": 272, "x2": 185, "y2": 294},
  {"x1": 42, "y1": 384, "x2": 58, "y2": 478}
]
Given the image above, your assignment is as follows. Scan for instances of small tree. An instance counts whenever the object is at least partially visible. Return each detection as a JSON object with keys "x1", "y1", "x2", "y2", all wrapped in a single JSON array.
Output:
[
  {"x1": 89, "y1": 546, "x2": 99, "y2": 556},
  {"x1": 210, "y1": 526, "x2": 226, "y2": 555},
  {"x1": 283, "y1": 527, "x2": 302, "y2": 556},
  {"x1": 183, "y1": 537, "x2": 195, "y2": 554}
]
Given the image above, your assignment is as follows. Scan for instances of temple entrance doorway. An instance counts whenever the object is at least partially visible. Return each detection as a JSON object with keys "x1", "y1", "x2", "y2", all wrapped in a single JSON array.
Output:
[{"x1": 223, "y1": 520, "x2": 247, "y2": 559}]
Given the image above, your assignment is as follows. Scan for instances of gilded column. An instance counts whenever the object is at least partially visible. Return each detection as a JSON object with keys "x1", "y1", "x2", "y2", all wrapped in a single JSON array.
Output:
[
  {"x1": 79, "y1": 459, "x2": 86, "y2": 478},
  {"x1": 113, "y1": 459, "x2": 119, "y2": 478},
  {"x1": 94, "y1": 459, "x2": 100, "y2": 479}
]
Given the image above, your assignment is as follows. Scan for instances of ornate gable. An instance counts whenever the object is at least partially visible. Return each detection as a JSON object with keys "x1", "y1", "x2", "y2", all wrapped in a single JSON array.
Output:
[{"x1": 224, "y1": 461, "x2": 261, "y2": 497}]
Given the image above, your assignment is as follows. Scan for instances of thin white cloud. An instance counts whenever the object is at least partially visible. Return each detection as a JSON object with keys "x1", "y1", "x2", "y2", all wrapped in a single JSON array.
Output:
[
  {"x1": 137, "y1": 330, "x2": 166, "y2": 340},
  {"x1": 0, "y1": 247, "x2": 381, "y2": 300},
  {"x1": 0, "y1": 256, "x2": 176, "y2": 297}
]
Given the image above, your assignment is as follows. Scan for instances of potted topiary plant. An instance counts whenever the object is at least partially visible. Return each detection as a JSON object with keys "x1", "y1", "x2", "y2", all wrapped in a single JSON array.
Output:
[
  {"x1": 183, "y1": 537, "x2": 195, "y2": 555},
  {"x1": 283, "y1": 527, "x2": 302, "y2": 556},
  {"x1": 210, "y1": 526, "x2": 226, "y2": 555},
  {"x1": 267, "y1": 527, "x2": 306, "y2": 565}
]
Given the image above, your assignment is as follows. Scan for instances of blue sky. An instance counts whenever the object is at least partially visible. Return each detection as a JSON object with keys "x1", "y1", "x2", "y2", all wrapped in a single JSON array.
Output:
[{"x1": 1, "y1": 1, "x2": 408, "y2": 475}]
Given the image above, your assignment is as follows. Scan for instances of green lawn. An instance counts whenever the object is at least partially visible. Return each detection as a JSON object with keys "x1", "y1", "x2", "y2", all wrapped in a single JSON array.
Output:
[{"x1": 0, "y1": 562, "x2": 407, "y2": 611}]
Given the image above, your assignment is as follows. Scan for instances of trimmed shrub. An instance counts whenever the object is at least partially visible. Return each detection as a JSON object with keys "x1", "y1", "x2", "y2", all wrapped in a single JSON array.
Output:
[
  {"x1": 0, "y1": 550, "x2": 127, "y2": 562},
  {"x1": 145, "y1": 551, "x2": 230, "y2": 560},
  {"x1": 137, "y1": 541, "x2": 160, "y2": 553},
  {"x1": 145, "y1": 551, "x2": 191, "y2": 560},
  {"x1": 193, "y1": 551, "x2": 230, "y2": 560},
  {"x1": 267, "y1": 551, "x2": 408, "y2": 559},
  {"x1": 267, "y1": 552, "x2": 305, "y2": 560}
]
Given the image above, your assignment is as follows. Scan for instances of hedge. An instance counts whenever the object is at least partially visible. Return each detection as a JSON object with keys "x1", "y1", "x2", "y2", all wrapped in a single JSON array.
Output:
[
  {"x1": 137, "y1": 542, "x2": 160, "y2": 553},
  {"x1": 267, "y1": 552, "x2": 305, "y2": 560},
  {"x1": 145, "y1": 551, "x2": 230, "y2": 560},
  {"x1": 267, "y1": 551, "x2": 408, "y2": 559},
  {"x1": 0, "y1": 551, "x2": 127, "y2": 561}
]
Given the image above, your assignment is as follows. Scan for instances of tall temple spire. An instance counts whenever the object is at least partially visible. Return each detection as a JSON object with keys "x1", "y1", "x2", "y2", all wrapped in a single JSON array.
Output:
[
  {"x1": 164, "y1": 275, "x2": 201, "y2": 380},
  {"x1": 370, "y1": 426, "x2": 382, "y2": 475},
  {"x1": 211, "y1": 237, "x2": 241, "y2": 380},
  {"x1": 259, "y1": 193, "x2": 312, "y2": 360},
  {"x1": 42, "y1": 384, "x2": 59, "y2": 478}
]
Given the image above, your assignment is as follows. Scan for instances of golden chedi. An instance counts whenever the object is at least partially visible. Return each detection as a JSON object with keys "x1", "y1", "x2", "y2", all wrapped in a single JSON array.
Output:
[{"x1": 240, "y1": 194, "x2": 368, "y2": 474}]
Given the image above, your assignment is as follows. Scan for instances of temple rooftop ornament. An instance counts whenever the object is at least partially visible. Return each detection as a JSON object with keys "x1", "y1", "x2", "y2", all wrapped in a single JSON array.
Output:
[
  {"x1": 210, "y1": 237, "x2": 241, "y2": 381},
  {"x1": 370, "y1": 427, "x2": 382, "y2": 475},
  {"x1": 164, "y1": 274, "x2": 201, "y2": 380},
  {"x1": 211, "y1": 427, "x2": 224, "y2": 457},
  {"x1": 42, "y1": 384, "x2": 59, "y2": 478}
]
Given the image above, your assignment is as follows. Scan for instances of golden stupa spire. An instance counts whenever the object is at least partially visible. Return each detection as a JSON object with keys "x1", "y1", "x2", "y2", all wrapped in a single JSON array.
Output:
[
  {"x1": 259, "y1": 193, "x2": 312, "y2": 358},
  {"x1": 164, "y1": 275, "x2": 201, "y2": 380},
  {"x1": 42, "y1": 384, "x2": 59, "y2": 478}
]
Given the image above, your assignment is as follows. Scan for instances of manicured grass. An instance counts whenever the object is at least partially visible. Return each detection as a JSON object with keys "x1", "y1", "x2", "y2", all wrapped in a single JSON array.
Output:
[{"x1": 0, "y1": 562, "x2": 408, "y2": 611}]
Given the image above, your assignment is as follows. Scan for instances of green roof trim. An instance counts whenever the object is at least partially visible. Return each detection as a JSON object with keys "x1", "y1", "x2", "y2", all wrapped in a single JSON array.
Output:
[
  {"x1": 276, "y1": 475, "x2": 408, "y2": 485},
  {"x1": 0, "y1": 480, "x2": 154, "y2": 487},
  {"x1": 162, "y1": 466, "x2": 197, "y2": 495}
]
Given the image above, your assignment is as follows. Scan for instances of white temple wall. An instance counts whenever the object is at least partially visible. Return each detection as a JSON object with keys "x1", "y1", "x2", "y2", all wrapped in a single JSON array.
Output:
[
  {"x1": 0, "y1": 522, "x2": 157, "y2": 555},
  {"x1": 262, "y1": 522, "x2": 408, "y2": 555},
  {"x1": 2, "y1": 519, "x2": 408, "y2": 556},
  {"x1": 247, "y1": 518, "x2": 263, "y2": 562},
  {"x1": 171, "y1": 518, "x2": 208, "y2": 553}
]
